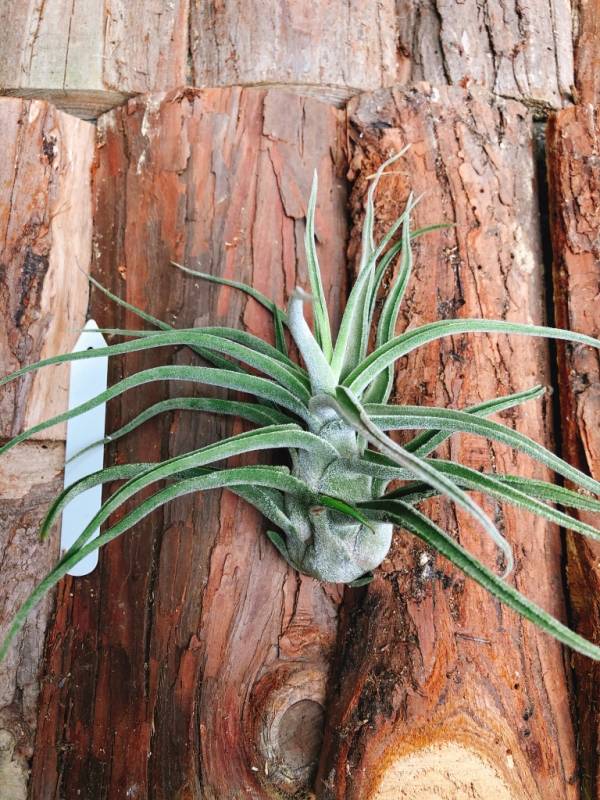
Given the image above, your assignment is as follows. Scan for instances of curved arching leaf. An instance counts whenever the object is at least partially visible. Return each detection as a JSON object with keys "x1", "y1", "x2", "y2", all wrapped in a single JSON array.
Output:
[
  {"x1": 346, "y1": 319, "x2": 600, "y2": 396},
  {"x1": 0, "y1": 465, "x2": 313, "y2": 664},
  {"x1": 0, "y1": 367, "x2": 312, "y2": 456},
  {"x1": 364, "y1": 403, "x2": 600, "y2": 498},
  {"x1": 323, "y1": 387, "x2": 514, "y2": 576},
  {"x1": 66, "y1": 397, "x2": 295, "y2": 464}
]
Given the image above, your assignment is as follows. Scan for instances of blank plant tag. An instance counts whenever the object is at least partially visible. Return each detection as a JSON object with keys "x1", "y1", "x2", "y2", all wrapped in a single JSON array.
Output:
[{"x1": 61, "y1": 319, "x2": 108, "y2": 575}]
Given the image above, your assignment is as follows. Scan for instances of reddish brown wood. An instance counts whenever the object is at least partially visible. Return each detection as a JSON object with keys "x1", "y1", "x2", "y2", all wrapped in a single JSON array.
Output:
[
  {"x1": 30, "y1": 86, "x2": 348, "y2": 799},
  {"x1": 317, "y1": 85, "x2": 578, "y2": 799},
  {"x1": 573, "y1": 0, "x2": 600, "y2": 104},
  {"x1": 547, "y1": 104, "x2": 600, "y2": 800}
]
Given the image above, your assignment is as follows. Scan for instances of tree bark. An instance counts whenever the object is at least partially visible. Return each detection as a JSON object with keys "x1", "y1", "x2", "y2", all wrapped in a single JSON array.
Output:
[
  {"x1": 0, "y1": 0, "x2": 189, "y2": 118},
  {"x1": 317, "y1": 84, "x2": 578, "y2": 800},
  {"x1": 396, "y1": 0, "x2": 574, "y2": 109},
  {"x1": 0, "y1": 97, "x2": 93, "y2": 800},
  {"x1": 573, "y1": 0, "x2": 600, "y2": 104},
  {"x1": 1, "y1": 0, "x2": 576, "y2": 118},
  {"x1": 30, "y1": 86, "x2": 349, "y2": 800},
  {"x1": 547, "y1": 103, "x2": 600, "y2": 800},
  {"x1": 190, "y1": 1, "x2": 402, "y2": 104}
]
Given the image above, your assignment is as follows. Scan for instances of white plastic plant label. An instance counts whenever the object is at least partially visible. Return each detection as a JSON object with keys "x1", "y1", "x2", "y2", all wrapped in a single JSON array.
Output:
[{"x1": 61, "y1": 319, "x2": 108, "y2": 575}]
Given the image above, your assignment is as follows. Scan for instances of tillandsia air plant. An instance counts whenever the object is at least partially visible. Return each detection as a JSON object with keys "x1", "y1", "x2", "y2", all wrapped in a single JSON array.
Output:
[{"x1": 2, "y1": 151, "x2": 600, "y2": 662}]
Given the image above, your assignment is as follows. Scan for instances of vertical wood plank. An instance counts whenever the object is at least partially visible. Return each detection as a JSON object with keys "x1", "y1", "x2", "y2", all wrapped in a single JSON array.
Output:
[
  {"x1": 318, "y1": 84, "x2": 578, "y2": 800},
  {"x1": 0, "y1": 98, "x2": 93, "y2": 799},
  {"x1": 30, "y1": 87, "x2": 348, "y2": 799},
  {"x1": 573, "y1": 0, "x2": 600, "y2": 105},
  {"x1": 0, "y1": 98, "x2": 93, "y2": 440},
  {"x1": 547, "y1": 104, "x2": 600, "y2": 800}
]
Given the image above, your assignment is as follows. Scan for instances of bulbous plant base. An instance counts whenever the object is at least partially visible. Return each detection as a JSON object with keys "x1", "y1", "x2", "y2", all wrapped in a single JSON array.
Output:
[
  {"x1": 286, "y1": 512, "x2": 394, "y2": 584},
  {"x1": 283, "y1": 416, "x2": 394, "y2": 584}
]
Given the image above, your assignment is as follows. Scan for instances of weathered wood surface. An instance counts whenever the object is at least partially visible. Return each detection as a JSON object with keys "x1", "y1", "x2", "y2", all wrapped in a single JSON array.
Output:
[
  {"x1": 0, "y1": 97, "x2": 93, "y2": 440},
  {"x1": 191, "y1": 1, "x2": 402, "y2": 104},
  {"x1": 318, "y1": 85, "x2": 578, "y2": 799},
  {"x1": 396, "y1": 0, "x2": 574, "y2": 109},
  {"x1": 0, "y1": 0, "x2": 576, "y2": 117},
  {"x1": 0, "y1": 442, "x2": 63, "y2": 800},
  {"x1": 0, "y1": 0, "x2": 188, "y2": 118},
  {"x1": 573, "y1": 0, "x2": 600, "y2": 104},
  {"x1": 547, "y1": 104, "x2": 600, "y2": 800},
  {"x1": 0, "y1": 97, "x2": 93, "y2": 800},
  {"x1": 30, "y1": 86, "x2": 348, "y2": 799}
]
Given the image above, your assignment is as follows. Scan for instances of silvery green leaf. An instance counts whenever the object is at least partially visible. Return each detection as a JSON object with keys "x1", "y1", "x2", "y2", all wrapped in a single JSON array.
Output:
[
  {"x1": 304, "y1": 171, "x2": 333, "y2": 361},
  {"x1": 0, "y1": 367, "x2": 313, "y2": 456},
  {"x1": 365, "y1": 403, "x2": 600, "y2": 498},
  {"x1": 346, "y1": 318, "x2": 600, "y2": 395}
]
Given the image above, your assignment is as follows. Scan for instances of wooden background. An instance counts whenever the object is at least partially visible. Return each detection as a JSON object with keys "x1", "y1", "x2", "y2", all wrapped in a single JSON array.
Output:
[{"x1": 0, "y1": 2, "x2": 598, "y2": 798}]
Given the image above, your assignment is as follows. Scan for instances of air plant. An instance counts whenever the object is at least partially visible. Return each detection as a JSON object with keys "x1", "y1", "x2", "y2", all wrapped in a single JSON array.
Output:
[{"x1": 2, "y1": 152, "x2": 600, "y2": 663}]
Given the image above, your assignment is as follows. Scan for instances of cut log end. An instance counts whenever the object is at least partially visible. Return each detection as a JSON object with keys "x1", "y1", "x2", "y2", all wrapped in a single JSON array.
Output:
[
  {"x1": 371, "y1": 741, "x2": 522, "y2": 800},
  {"x1": 1, "y1": 88, "x2": 130, "y2": 121}
]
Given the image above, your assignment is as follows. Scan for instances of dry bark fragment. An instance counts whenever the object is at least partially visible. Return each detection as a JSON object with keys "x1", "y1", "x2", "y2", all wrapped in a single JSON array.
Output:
[
  {"x1": 0, "y1": 0, "x2": 188, "y2": 118},
  {"x1": 30, "y1": 86, "x2": 348, "y2": 800},
  {"x1": 317, "y1": 84, "x2": 578, "y2": 800},
  {"x1": 547, "y1": 103, "x2": 600, "y2": 800}
]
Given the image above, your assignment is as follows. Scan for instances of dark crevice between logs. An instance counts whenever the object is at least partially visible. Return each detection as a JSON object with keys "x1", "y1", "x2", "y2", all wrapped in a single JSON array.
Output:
[{"x1": 535, "y1": 118, "x2": 586, "y2": 790}]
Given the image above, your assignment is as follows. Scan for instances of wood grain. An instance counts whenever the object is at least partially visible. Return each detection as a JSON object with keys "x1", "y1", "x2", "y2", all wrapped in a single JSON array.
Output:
[
  {"x1": 0, "y1": 97, "x2": 93, "y2": 440},
  {"x1": 317, "y1": 84, "x2": 578, "y2": 800},
  {"x1": 0, "y1": 0, "x2": 575, "y2": 116},
  {"x1": 0, "y1": 96, "x2": 92, "y2": 799},
  {"x1": 0, "y1": 0, "x2": 188, "y2": 118},
  {"x1": 547, "y1": 103, "x2": 600, "y2": 800},
  {"x1": 30, "y1": 86, "x2": 348, "y2": 799},
  {"x1": 191, "y1": 0, "x2": 574, "y2": 109}
]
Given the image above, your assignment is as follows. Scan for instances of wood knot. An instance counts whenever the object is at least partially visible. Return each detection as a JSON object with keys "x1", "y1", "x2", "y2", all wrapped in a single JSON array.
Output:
[{"x1": 248, "y1": 666, "x2": 327, "y2": 796}]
